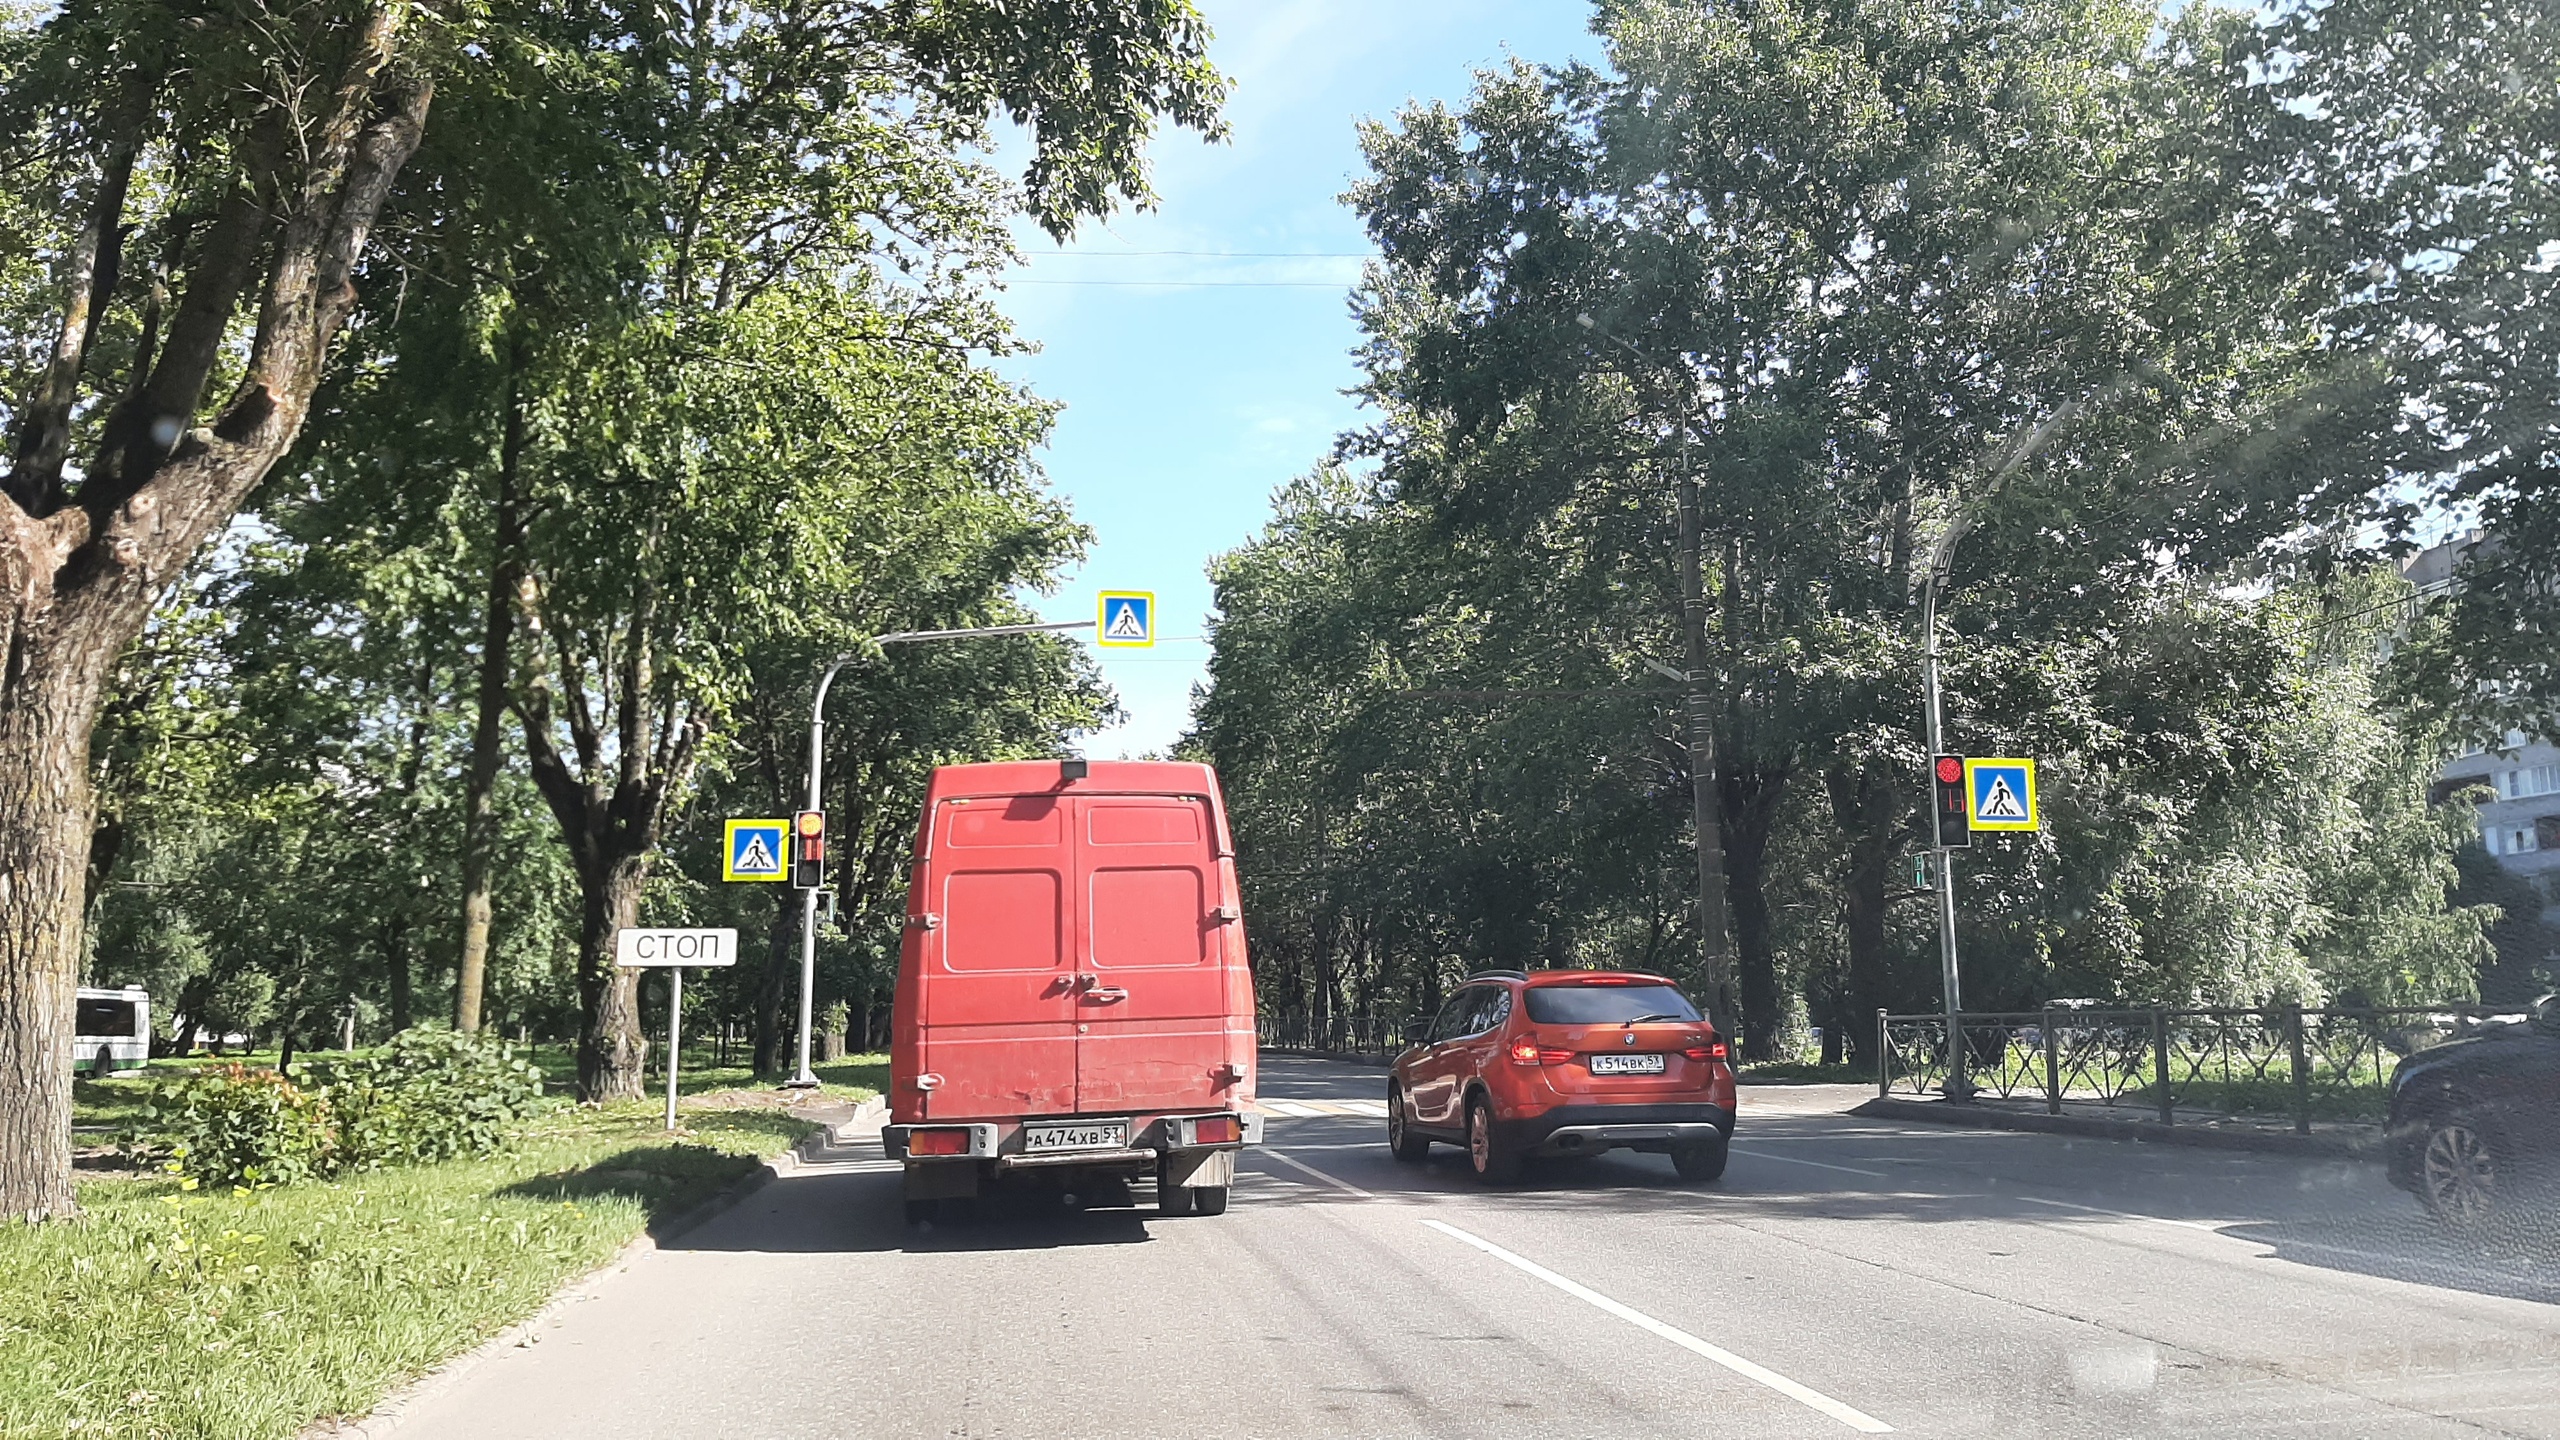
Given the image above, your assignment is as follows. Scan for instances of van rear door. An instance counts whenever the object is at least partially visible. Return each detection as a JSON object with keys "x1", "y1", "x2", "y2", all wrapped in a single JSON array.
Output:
[
  {"x1": 1075, "y1": 793, "x2": 1230, "y2": 1112},
  {"x1": 922, "y1": 794, "x2": 1078, "y2": 1119}
]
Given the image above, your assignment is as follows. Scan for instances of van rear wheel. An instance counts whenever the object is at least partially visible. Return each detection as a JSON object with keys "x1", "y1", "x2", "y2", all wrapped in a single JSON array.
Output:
[{"x1": 1158, "y1": 1157, "x2": 1198, "y2": 1217}]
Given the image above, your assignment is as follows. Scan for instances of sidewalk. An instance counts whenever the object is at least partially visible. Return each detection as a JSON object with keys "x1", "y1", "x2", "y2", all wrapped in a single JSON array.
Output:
[{"x1": 1853, "y1": 1088, "x2": 2386, "y2": 1159}]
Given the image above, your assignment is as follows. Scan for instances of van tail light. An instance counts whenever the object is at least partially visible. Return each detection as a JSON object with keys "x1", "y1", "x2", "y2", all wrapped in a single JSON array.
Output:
[
  {"x1": 908, "y1": 1128, "x2": 970, "y2": 1157},
  {"x1": 1683, "y1": 1041, "x2": 1730, "y2": 1062},
  {"x1": 1510, "y1": 1041, "x2": 1574, "y2": 1066},
  {"x1": 1191, "y1": 1115, "x2": 1239, "y2": 1145}
]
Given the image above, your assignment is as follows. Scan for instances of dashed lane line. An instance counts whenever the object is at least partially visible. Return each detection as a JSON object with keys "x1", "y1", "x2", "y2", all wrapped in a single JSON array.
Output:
[
  {"x1": 1255, "y1": 1146, "x2": 1378, "y2": 1199},
  {"x1": 1421, "y1": 1218, "x2": 1895, "y2": 1433}
]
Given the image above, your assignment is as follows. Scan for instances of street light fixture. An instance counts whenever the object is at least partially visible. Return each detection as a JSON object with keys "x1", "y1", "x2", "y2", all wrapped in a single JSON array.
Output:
[
  {"x1": 784, "y1": 618, "x2": 1098, "y2": 1088},
  {"x1": 1574, "y1": 312, "x2": 1735, "y2": 1029}
]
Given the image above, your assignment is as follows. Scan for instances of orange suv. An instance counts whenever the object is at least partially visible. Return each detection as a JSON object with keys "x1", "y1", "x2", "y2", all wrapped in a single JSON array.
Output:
[{"x1": 1387, "y1": 970, "x2": 1735, "y2": 1183}]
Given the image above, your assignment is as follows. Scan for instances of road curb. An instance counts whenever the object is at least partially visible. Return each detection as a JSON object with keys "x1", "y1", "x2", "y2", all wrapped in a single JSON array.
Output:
[
  {"x1": 300, "y1": 1094, "x2": 887, "y2": 1439},
  {"x1": 1851, "y1": 1095, "x2": 2379, "y2": 1159}
]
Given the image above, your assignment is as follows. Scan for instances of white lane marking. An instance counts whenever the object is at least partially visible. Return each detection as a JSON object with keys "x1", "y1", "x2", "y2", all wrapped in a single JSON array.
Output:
[
  {"x1": 2014, "y1": 1195, "x2": 2223, "y2": 1234},
  {"x1": 1258, "y1": 1147, "x2": 1377, "y2": 1199},
  {"x1": 1422, "y1": 1219, "x2": 1893, "y2": 1434},
  {"x1": 1258, "y1": 1100, "x2": 1323, "y2": 1117},
  {"x1": 1728, "y1": 1147, "x2": 1888, "y2": 1179}
]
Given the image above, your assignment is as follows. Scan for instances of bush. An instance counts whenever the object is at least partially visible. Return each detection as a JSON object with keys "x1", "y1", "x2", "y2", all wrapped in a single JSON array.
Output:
[
  {"x1": 138, "y1": 1031, "x2": 547, "y2": 1187},
  {"x1": 305, "y1": 1030, "x2": 548, "y2": 1169},
  {"x1": 140, "y1": 1065, "x2": 337, "y2": 1188}
]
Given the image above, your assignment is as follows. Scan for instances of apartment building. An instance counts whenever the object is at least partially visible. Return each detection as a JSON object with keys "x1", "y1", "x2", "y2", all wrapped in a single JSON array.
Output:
[{"x1": 2408, "y1": 532, "x2": 2560, "y2": 925}]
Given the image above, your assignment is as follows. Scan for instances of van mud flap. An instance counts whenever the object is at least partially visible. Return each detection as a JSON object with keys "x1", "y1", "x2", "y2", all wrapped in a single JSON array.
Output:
[
  {"x1": 903, "y1": 1159, "x2": 981, "y2": 1202},
  {"x1": 1162, "y1": 1148, "x2": 1235, "y2": 1190}
]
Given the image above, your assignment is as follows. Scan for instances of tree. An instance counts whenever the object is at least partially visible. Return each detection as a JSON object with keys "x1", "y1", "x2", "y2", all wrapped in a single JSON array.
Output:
[{"x1": 0, "y1": 0, "x2": 1230, "y2": 1211}]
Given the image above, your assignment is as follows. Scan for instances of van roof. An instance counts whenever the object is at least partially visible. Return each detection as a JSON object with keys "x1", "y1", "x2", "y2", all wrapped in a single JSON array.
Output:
[{"x1": 925, "y1": 759, "x2": 1221, "y2": 800}]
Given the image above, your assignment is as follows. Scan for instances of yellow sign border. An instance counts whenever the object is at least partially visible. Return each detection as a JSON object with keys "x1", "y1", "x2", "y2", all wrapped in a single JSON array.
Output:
[
  {"x1": 723, "y1": 818, "x2": 790, "y2": 881},
  {"x1": 1963, "y1": 759, "x2": 2039, "y2": 831},
  {"x1": 1096, "y1": 590, "x2": 1156, "y2": 648}
]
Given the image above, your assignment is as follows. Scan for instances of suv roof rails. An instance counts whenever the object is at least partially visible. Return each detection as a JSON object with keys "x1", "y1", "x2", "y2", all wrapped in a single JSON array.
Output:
[{"x1": 1464, "y1": 969, "x2": 1528, "y2": 983}]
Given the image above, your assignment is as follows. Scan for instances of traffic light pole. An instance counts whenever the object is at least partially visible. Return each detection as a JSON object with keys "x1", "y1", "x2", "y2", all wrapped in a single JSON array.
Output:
[
  {"x1": 788, "y1": 619, "x2": 1099, "y2": 1089},
  {"x1": 1922, "y1": 551, "x2": 1969, "y2": 1102}
]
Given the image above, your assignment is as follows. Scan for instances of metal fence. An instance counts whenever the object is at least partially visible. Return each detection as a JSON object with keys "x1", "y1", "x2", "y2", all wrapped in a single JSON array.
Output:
[
  {"x1": 1258, "y1": 1012, "x2": 1421, "y2": 1065},
  {"x1": 1876, "y1": 1004, "x2": 2532, "y2": 1133}
]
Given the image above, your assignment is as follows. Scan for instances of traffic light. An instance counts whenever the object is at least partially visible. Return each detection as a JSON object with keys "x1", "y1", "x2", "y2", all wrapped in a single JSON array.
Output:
[
  {"x1": 1931, "y1": 755, "x2": 1973, "y2": 849},
  {"x1": 791, "y1": 809, "x2": 825, "y2": 889}
]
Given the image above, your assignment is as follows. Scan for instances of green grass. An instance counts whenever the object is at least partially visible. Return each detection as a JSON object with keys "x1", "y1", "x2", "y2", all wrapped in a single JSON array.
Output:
[
  {"x1": 5, "y1": 1093, "x2": 851, "y2": 1440},
  {"x1": 1735, "y1": 1059, "x2": 1874, "y2": 1085}
]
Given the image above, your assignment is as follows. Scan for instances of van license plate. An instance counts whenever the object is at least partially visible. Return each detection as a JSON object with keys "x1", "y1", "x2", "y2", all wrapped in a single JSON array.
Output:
[
  {"x1": 1023, "y1": 1121, "x2": 1128, "y2": 1153},
  {"x1": 1588, "y1": 1053, "x2": 1666, "y2": 1075}
]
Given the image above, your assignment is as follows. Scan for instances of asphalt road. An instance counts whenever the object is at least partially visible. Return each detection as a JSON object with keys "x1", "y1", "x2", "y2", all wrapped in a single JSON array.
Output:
[{"x1": 390, "y1": 1055, "x2": 2560, "y2": 1439}]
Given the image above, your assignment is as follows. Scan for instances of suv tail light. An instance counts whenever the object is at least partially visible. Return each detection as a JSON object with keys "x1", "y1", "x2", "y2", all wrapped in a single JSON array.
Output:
[
  {"x1": 1683, "y1": 1040, "x2": 1730, "y2": 1062},
  {"x1": 908, "y1": 1127, "x2": 970, "y2": 1156},
  {"x1": 1509, "y1": 1041, "x2": 1575, "y2": 1066}
]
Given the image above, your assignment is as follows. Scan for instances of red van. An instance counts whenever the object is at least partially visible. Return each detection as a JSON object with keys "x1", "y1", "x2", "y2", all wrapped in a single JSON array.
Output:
[{"x1": 883, "y1": 759, "x2": 1261, "y2": 1222}]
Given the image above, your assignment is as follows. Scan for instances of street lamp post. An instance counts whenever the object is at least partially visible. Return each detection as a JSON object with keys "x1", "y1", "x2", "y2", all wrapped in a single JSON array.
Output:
[
  {"x1": 784, "y1": 619, "x2": 1097, "y2": 1088},
  {"x1": 1575, "y1": 313, "x2": 1735, "y2": 1026},
  {"x1": 1920, "y1": 520, "x2": 1972, "y2": 1101}
]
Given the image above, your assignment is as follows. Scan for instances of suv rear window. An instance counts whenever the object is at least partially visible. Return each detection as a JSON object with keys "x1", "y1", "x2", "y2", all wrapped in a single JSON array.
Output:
[{"x1": 1524, "y1": 983, "x2": 1700, "y2": 1026}]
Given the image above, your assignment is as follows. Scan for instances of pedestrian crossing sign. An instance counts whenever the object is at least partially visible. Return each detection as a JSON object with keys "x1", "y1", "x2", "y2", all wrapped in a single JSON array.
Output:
[
  {"x1": 1964, "y1": 759, "x2": 2039, "y2": 832},
  {"x1": 723, "y1": 818, "x2": 789, "y2": 881},
  {"x1": 1097, "y1": 591, "x2": 1155, "y2": 648}
]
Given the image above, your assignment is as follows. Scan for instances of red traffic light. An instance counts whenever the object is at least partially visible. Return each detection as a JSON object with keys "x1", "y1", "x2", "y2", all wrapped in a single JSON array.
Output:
[
  {"x1": 1936, "y1": 756, "x2": 1964, "y2": 784},
  {"x1": 795, "y1": 810, "x2": 825, "y2": 837}
]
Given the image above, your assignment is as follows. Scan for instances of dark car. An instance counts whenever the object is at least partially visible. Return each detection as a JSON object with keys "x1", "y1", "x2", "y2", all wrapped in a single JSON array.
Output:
[
  {"x1": 2384, "y1": 995, "x2": 2560, "y2": 1225},
  {"x1": 1386, "y1": 969, "x2": 1737, "y2": 1184}
]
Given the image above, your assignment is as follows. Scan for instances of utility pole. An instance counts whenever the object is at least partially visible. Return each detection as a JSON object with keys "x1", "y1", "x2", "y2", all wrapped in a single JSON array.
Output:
[
  {"x1": 786, "y1": 619, "x2": 1098, "y2": 1088},
  {"x1": 1577, "y1": 314, "x2": 1733, "y2": 1026}
]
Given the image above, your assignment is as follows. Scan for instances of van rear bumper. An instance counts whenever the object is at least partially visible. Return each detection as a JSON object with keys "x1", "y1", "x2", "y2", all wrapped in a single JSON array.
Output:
[{"x1": 883, "y1": 1110, "x2": 1263, "y2": 1164}]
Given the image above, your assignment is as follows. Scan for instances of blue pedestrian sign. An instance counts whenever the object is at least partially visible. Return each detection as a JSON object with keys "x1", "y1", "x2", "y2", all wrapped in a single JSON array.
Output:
[
  {"x1": 1097, "y1": 590, "x2": 1155, "y2": 648},
  {"x1": 724, "y1": 818, "x2": 789, "y2": 881},
  {"x1": 1963, "y1": 759, "x2": 2039, "y2": 832}
]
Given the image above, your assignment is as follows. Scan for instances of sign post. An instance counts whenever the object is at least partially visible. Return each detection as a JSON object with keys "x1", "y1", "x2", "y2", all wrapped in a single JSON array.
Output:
[{"x1": 616, "y1": 928, "x2": 739, "y2": 1130}]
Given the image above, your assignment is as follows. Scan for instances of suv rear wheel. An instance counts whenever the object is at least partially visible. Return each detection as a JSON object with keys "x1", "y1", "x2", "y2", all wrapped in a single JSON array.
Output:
[
  {"x1": 2418, "y1": 1110, "x2": 2503, "y2": 1227},
  {"x1": 1672, "y1": 1133, "x2": 1729, "y2": 1183},
  {"x1": 1388, "y1": 1083, "x2": 1430, "y2": 1162},
  {"x1": 1467, "y1": 1097, "x2": 1521, "y2": 1183}
]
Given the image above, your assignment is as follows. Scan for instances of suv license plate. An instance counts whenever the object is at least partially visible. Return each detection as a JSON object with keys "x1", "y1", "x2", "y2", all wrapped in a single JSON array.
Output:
[
  {"x1": 1023, "y1": 1121, "x2": 1128, "y2": 1153},
  {"x1": 1588, "y1": 1053, "x2": 1666, "y2": 1075}
]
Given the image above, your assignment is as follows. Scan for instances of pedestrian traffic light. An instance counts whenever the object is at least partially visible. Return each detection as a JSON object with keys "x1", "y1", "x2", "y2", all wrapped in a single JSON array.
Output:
[
  {"x1": 791, "y1": 809, "x2": 825, "y2": 888},
  {"x1": 1931, "y1": 755, "x2": 1973, "y2": 849}
]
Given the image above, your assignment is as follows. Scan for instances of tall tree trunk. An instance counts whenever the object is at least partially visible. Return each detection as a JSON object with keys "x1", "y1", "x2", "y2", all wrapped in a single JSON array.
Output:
[
  {"x1": 0, "y1": 668, "x2": 106, "y2": 1219},
  {"x1": 1720, "y1": 757, "x2": 1790, "y2": 1060},
  {"x1": 753, "y1": 885, "x2": 795, "y2": 1078},
  {"x1": 1825, "y1": 760, "x2": 1901, "y2": 1062},
  {"x1": 454, "y1": 330, "x2": 529, "y2": 1033},
  {"x1": 576, "y1": 857, "x2": 649, "y2": 1101},
  {"x1": 0, "y1": 14, "x2": 433, "y2": 1220}
]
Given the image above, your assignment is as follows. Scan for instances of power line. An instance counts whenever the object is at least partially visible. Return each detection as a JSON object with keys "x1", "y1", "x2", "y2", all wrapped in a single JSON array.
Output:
[{"x1": 1027, "y1": 249, "x2": 1372, "y2": 258}]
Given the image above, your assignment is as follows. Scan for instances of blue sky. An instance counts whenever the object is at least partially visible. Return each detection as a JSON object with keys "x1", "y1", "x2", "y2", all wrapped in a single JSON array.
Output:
[{"x1": 994, "y1": 2, "x2": 1607, "y2": 758}]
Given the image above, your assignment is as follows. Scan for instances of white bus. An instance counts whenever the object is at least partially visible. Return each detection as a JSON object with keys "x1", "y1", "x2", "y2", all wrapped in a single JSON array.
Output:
[{"x1": 74, "y1": 986, "x2": 151, "y2": 1075}]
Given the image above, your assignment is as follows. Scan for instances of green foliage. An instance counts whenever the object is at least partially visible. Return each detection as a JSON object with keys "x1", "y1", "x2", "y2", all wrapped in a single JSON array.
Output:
[
  {"x1": 139, "y1": 1065, "x2": 337, "y2": 1190},
  {"x1": 139, "y1": 1034, "x2": 545, "y2": 1187},
  {"x1": 302, "y1": 1030, "x2": 547, "y2": 1170}
]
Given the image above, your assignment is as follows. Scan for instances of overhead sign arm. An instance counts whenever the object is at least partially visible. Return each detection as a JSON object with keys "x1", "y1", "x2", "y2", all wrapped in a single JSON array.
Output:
[{"x1": 784, "y1": 616, "x2": 1101, "y2": 1088}]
